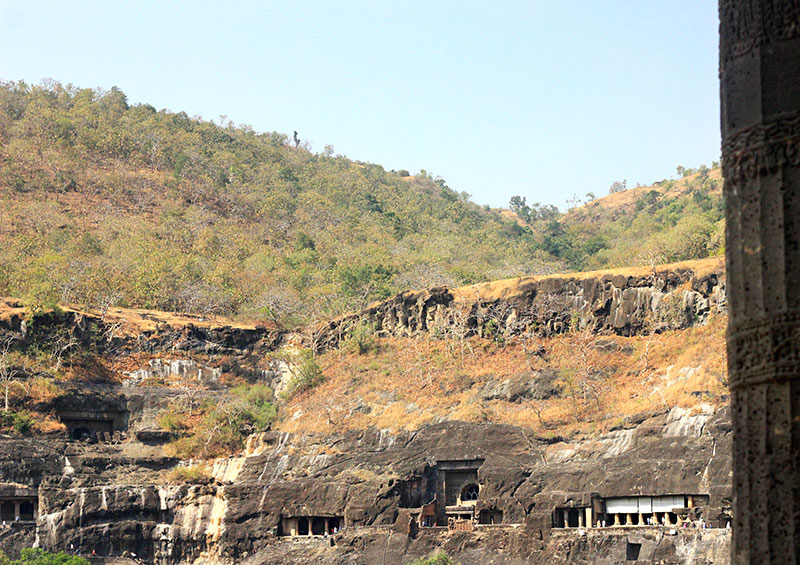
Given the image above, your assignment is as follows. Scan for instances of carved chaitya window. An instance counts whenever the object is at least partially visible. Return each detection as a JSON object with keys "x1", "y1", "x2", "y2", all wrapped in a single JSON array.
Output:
[{"x1": 461, "y1": 484, "x2": 479, "y2": 501}]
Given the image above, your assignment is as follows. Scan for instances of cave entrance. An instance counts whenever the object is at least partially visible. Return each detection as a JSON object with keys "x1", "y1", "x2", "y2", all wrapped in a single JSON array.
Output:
[
  {"x1": 311, "y1": 517, "x2": 325, "y2": 536},
  {"x1": 19, "y1": 501, "x2": 34, "y2": 521},
  {"x1": 279, "y1": 516, "x2": 344, "y2": 537},
  {"x1": 461, "y1": 483, "x2": 479, "y2": 503},
  {"x1": 0, "y1": 497, "x2": 37, "y2": 522},
  {"x1": 568, "y1": 508, "x2": 580, "y2": 527},
  {"x1": 61, "y1": 417, "x2": 115, "y2": 442},
  {"x1": 554, "y1": 507, "x2": 590, "y2": 528},
  {"x1": 72, "y1": 426, "x2": 93, "y2": 441},
  {"x1": 626, "y1": 542, "x2": 641, "y2": 561},
  {"x1": 0, "y1": 501, "x2": 14, "y2": 522},
  {"x1": 327, "y1": 517, "x2": 341, "y2": 534},
  {"x1": 478, "y1": 509, "x2": 503, "y2": 524}
]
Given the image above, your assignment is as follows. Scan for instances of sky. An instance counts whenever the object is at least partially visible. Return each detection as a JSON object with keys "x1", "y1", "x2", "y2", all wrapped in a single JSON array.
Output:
[{"x1": 0, "y1": 1, "x2": 720, "y2": 209}]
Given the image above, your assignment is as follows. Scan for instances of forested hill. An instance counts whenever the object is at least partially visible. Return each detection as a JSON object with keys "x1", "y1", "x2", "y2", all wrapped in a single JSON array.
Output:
[
  {"x1": 0, "y1": 81, "x2": 561, "y2": 322},
  {"x1": 508, "y1": 166, "x2": 725, "y2": 273},
  {"x1": 0, "y1": 81, "x2": 724, "y2": 325}
]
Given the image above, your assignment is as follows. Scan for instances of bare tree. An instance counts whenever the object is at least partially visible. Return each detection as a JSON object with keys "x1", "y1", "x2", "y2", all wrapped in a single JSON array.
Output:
[
  {"x1": 530, "y1": 399, "x2": 546, "y2": 427},
  {"x1": 102, "y1": 320, "x2": 124, "y2": 343},
  {"x1": 0, "y1": 333, "x2": 22, "y2": 412},
  {"x1": 639, "y1": 300, "x2": 671, "y2": 373},
  {"x1": 178, "y1": 281, "x2": 231, "y2": 318},
  {"x1": 254, "y1": 289, "x2": 305, "y2": 325},
  {"x1": 174, "y1": 372, "x2": 205, "y2": 412},
  {"x1": 637, "y1": 246, "x2": 668, "y2": 278},
  {"x1": 94, "y1": 291, "x2": 122, "y2": 322},
  {"x1": 440, "y1": 303, "x2": 474, "y2": 361},
  {"x1": 561, "y1": 321, "x2": 606, "y2": 412},
  {"x1": 48, "y1": 333, "x2": 79, "y2": 372}
]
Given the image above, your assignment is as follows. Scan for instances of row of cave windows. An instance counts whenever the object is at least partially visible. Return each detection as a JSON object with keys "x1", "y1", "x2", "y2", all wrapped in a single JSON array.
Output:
[
  {"x1": 554, "y1": 508, "x2": 680, "y2": 528},
  {"x1": 0, "y1": 501, "x2": 35, "y2": 522},
  {"x1": 281, "y1": 516, "x2": 343, "y2": 536},
  {"x1": 280, "y1": 510, "x2": 503, "y2": 536}
]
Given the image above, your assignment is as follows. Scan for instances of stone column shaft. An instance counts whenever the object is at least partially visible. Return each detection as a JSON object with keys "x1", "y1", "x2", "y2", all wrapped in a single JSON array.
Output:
[{"x1": 721, "y1": 1, "x2": 800, "y2": 563}]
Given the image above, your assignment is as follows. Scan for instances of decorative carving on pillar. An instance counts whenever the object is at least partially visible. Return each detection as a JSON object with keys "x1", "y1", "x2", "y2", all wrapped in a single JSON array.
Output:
[
  {"x1": 719, "y1": 0, "x2": 800, "y2": 68},
  {"x1": 721, "y1": 112, "x2": 800, "y2": 183},
  {"x1": 721, "y1": 1, "x2": 800, "y2": 563}
]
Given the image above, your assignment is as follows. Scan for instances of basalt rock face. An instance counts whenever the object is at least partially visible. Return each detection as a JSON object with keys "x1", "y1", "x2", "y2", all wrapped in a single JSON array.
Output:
[
  {"x1": 315, "y1": 268, "x2": 726, "y2": 352},
  {"x1": 0, "y1": 308, "x2": 284, "y2": 358},
  {"x1": 0, "y1": 267, "x2": 730, "y2": 562},
  {"x1": 3, "y1": 403, "x2": 732, "y2": 563}
]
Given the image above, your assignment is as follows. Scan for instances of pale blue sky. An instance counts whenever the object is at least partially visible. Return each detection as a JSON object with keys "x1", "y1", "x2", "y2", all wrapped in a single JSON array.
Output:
[{"x1": 0, "y1": 1, "x2": 720, "y2": 209}]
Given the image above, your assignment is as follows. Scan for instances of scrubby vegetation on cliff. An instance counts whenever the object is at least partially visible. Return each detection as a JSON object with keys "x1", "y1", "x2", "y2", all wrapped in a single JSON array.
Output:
[
  {"x1": 0, "y1": 260, "x2": 727, "y2": 456},
  {"x1": 161, "y1": 383, "x2": 277, "y2": 459},
  {"x1": 280, "y1": 314, "x2": 727, "y2": 437}
]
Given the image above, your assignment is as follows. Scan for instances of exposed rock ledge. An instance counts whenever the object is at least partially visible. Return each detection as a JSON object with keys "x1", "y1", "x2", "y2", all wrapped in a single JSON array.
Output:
[{"x1": 314, "y1": 265, "x2": 726, "y2": 352}]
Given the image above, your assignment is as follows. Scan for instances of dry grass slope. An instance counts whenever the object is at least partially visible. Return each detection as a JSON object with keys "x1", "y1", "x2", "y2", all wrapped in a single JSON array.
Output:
[{"x1": 279, "y1": 314, "x2": 727, "y2": 439}]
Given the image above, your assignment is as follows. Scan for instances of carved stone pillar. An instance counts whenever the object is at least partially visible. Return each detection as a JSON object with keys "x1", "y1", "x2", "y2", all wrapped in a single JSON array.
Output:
[{"x1": 720, "y1": 1, "x2": 800, "y2": 562}]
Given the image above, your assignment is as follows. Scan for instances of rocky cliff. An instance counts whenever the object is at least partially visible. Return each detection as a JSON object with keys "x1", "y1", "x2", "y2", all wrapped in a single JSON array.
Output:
[
  {"x1": 1, "y1": 403, "x2": 731, "y2": 563},
  {"x1": 0, "y1": 261, "x2": 732, "y2": 563},
  {"x1": 314, "y1": 264, "x2": 726, "y2": 351}
]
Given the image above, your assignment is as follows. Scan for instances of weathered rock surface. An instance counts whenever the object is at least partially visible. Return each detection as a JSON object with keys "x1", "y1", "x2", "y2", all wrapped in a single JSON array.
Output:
[
  {"x1": 0, "y1": 401, "x2": 731, "y2": 563},
  {"x1": 0, "y1": 266, "x2": 730, "y2": 562},
  {"x1": 315, "y1": 268, "x2": 726, "y2": 351},
  {"x1": 480, "y1": 370, "x2": 563, "y2": 402},
  {"x1": 0, "y1": 308, "x2": 284, "y2": 358}
]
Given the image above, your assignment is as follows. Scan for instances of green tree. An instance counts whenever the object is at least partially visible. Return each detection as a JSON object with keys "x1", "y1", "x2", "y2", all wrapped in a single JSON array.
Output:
[
  {"x1": 608, "y1": 179, "x2": 626, "y2": 194},
  {"x1": 407, "y1": 551, "x2": 458, "y2": 565},
  {"x1": 9, "y1": 548, "x2": 90, "y2": 565},
  {"x1": 509, "y1": 195, "x2": 531, "y2": 222}
]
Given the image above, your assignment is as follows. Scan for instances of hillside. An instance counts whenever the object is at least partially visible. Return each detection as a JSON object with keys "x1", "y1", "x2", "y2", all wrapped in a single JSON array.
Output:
[
  {"x1": 507, "y1": 167, "x2": 725, "y2": 271},
  {"x1": 0, "y1": 80, "x2": 727, "y2": 330},
  {"x1": 0, "y1": 81, "x2": 561, "y2": 325},
  {"x1": 575, "y1": 167, "x2": 723, "y2": 217}
]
